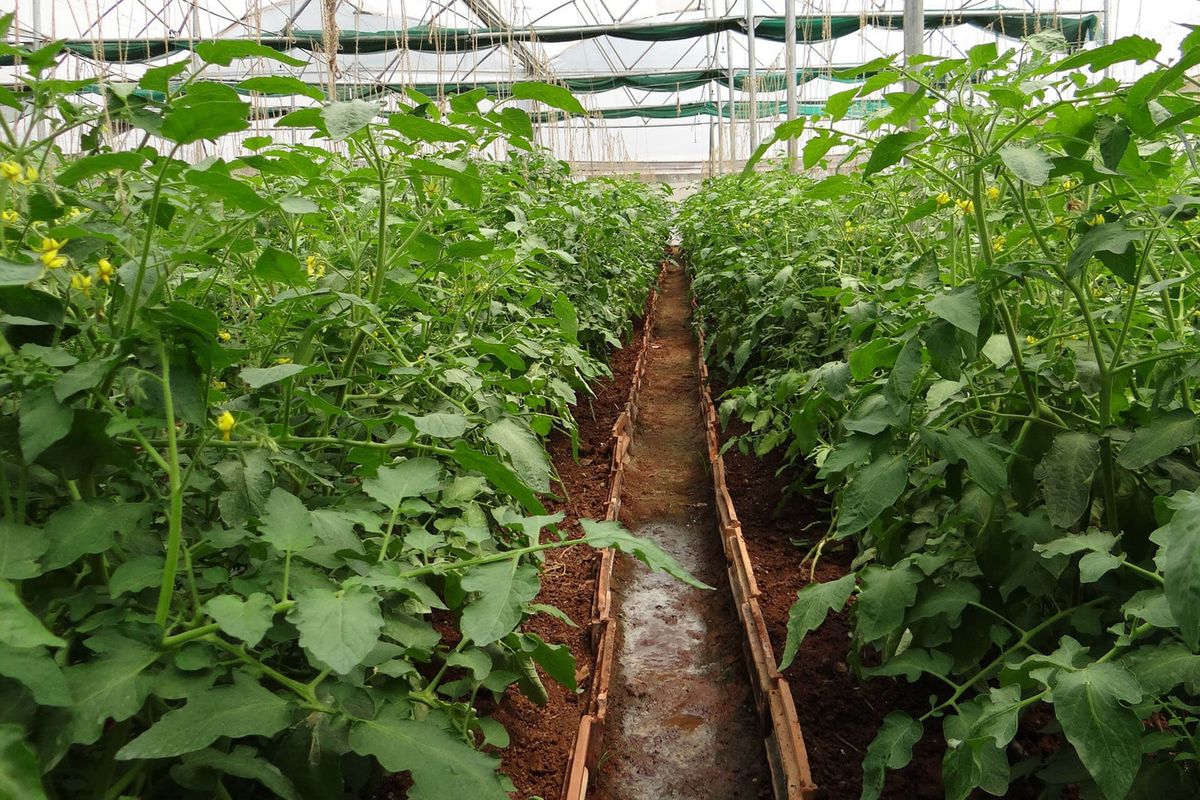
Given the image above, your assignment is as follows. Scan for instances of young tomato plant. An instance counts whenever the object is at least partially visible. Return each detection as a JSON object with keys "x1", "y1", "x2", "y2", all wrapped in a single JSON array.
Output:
[
  {"x1": 685, "y1": 27, "x2": 1200, "y2": 800},
  {"x1": 0, "y1": 20, "x2": 696, "y2": 800}
]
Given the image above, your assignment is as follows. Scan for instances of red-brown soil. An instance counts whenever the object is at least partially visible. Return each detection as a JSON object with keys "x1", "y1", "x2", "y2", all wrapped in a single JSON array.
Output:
[
  {"x1": 490, "y1": 311, "x2": 647, "y2": 800},
  {"x1": 718, "y1": 426, "x2": 946, "y2": 800}
]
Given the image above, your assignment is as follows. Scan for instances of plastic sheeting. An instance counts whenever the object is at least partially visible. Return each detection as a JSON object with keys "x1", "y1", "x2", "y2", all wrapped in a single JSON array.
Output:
[{"x1": 5, "y1": 12, "x2": 1097, "y2": 65}]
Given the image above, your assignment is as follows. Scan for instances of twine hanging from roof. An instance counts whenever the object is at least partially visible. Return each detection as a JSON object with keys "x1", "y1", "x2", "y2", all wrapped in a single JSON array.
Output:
[{"x1": 321, "y1": 0, "x2": 340, "y2": 100}]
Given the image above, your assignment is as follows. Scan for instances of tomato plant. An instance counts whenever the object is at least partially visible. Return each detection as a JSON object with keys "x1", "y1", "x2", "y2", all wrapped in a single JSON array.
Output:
[
  {"x1": 684, "y1": 27, "x2": 1200, "y2": 800},
  {"x1": 0, "y1": 18, "x2": 701, "y2": 799}
]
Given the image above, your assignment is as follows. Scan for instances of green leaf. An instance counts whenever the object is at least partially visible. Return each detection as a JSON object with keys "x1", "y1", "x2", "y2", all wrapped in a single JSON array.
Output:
[
  {"x1": 19, "y1": 387, "x2": 72, "y2": 461},
  {"x1": 1118, "y1": 409, "x2": 1200, "y2": 470},
  {"x1": 581, "y1": 519, "x2": 711, "y2": 590},
  {"x1": 836, "y1": 454, "x2": 909, "y2": 535},
  {"x1": 321, "y1": 100, "x2": 379, "y2": 141},
  {"x1": 185, "y1": 169, "x2": 270, "y2": 213},
  {"x1": 57, "y1": 151, "x2": 147, "y2": 186},
  {"x1": 349, "y1": 707, "x2": 507, "y2": 800},
  {"x1": 240, "y1": 362, "x2": 306, "y2": 388},
  {"x1": 779, "y1": 574, "x2": 855, "y2": 669},
  {"x1": 193, "y1": 39, "x2": 306, "y2": 67},
  {"x1": 41, "y1": 502, "x2": 150, "y2": 572},
  {"x1": 387, "y1": 114, "x2": 473, "y2": 143},
  {"x1": 63, "y1": 639, "x2": 159, "y2": 745},
  {"x1": 204, "y1": 593, "x2": 276, "y2": 647},
  {"x1": 0, "y1": 644, "x2": 70, "y2": 705},
  {"x1": 484, "y1": 418, "x2": 551, "y2": 494},
  {"x1": 1040, "y1": 432, "x2": 1100, "y2": 528},
  {"x1": 460, "y1": 561, "x2": 540, "y2": 645},
  {"x1": 1054, "y1": 35, "x2": 1161, "y2": 73},
  {"x1": 0, "y1": 724, "x2": 48, "y2": 800},
  {"x1": 925, "y1": 285, "x2": 980, "y2": 336},
  {"x1": 0, "y1": 259, "x2": 43, "y2": 287},
  {"x1": 553, "y1": 292, "x2": 579, "y2": 344},
  {"x1": 947, "y1": 429, "x2": 1007, "y2": 495},
  {"x1": 511, "y1": 82, "x2": 586, "y2": 115},
  {"x1": 161, "y1": 85, "x2": 250, "y2": 144},
  {"x1": 864, "y1": 131, "x2": 926, "y2": 176},
  {"x1": 1067, "y1": 221, "x2": 1142, "y2": 280},
  {"x1": 1150, "y1": 491, "x2": 1200, "y2": 649},
  {"x1": 363, "y1": 458, "x2": 442, "y2": 509},
  {"x1": 108, "y1": 554, "x2": 165, "y2": 597},
  {"x1": 287, "y1": 585, "x2": 383, "y2": 674},
  {"x1": 54, "y1": 356, "x2": 120, "y2": 402},
  {"x1": 448, "y1": 442, "x2": 546, "y2": 515},
  {"x1": 117, "y1": 678, "x2": 293, "y2": 760},
  {"x1": 237, "y1": 76, "x2": 324, "y2": 102},
  {"x1": 825, "y1": 87, "x2": 860, "y2": 122},
  {"x1": 412, "y1": 412, "x2": 468, "y2": 439},
  {"x1": 257, "y1": 488, "x2": 315, "y2": 552},
  {"x1": 1053, "y1": 663, "x2": 1143, "y2": 800},
  {"x1": 999, "y1": 144, "x2": 1052, "y2": 185},
  {"x1": 182, "y1": 745, "x2": 301, "y2": 800},
  {"x1": 861, "y1": 712, "x2": 923, "y2": 800},
  {"x1": 253, "y1": 246, "x2": 305, "y2": 285},
  {"x1": 0, "y1": 580, "x2": 61, "y2": 649},
  {"x1": 855, "y1": 564, "x2": 921, "y2": 641},
  {"x1": 0, "y1": 520, "x2": 47, "y2": 579},
  {"x1": 1122, "y1": 642, "x2": 1200, "y2": 694}
]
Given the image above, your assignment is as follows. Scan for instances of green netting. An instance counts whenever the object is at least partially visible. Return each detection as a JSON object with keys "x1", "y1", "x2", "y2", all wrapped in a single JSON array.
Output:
[
  {"x1": 531, "y1": 98, "x2": 886, "y2": 122},
  {"x1": 5, "y1": 12, "x2": 1097, "y2": 65}
]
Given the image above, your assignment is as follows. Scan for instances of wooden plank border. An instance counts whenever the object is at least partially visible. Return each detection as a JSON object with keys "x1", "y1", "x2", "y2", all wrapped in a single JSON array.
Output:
[
  {"x1": 561, "y1": 263, "x2": 666, "y2": 800},
  {"x1": 692, "y1": 293, "x2": 819, "y2": 800}
]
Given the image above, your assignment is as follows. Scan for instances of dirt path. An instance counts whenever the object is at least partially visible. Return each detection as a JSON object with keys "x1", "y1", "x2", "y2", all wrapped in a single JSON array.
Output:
[{"x1": 593, "y1": 263, "x2": 770, "y2": 800}]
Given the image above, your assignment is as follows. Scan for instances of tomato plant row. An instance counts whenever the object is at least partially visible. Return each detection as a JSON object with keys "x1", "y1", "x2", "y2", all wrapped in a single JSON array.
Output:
[
  {"x1": 0, "y1": 17, "x2": 697, "y2": 800},
  {"x1": 683, "y1": 28, "x2": 1200, "y2": 800}
]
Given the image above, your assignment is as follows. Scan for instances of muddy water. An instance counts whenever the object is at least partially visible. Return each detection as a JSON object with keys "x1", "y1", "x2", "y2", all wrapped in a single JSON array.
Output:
[{"x1": 594, "y1": 264, "x2": 769, "y2": 799}]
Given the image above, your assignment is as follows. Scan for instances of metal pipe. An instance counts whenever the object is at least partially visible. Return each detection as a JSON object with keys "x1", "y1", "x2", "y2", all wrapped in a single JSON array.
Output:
[
  {"x1": 903, "y1": 0, "x2": 923, "y2": 95},
  {"x1": 746, "y1": 0, "x2": 757, "y2": 151},
  {"x1": 783, "y1": 0, "x2": 796, "y2": 167}
]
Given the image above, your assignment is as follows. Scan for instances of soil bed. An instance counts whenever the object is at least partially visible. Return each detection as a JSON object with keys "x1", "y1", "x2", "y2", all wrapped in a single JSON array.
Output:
[
  {"x1": 716, "y1": 424, "x2": 945, "y2": 800},
  {"x1": 490, "y1": 312, "x2": 647, "y2": 800}
]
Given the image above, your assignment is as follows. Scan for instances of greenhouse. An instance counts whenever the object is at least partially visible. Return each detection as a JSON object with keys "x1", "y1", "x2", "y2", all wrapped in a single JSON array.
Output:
[{"x1": 1, "y1": 1, "x2": 1198, "y2": 799}]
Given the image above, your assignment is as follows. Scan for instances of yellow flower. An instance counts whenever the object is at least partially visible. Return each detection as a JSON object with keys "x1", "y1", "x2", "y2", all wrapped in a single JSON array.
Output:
[
  {"x1": 1062, "y1": 178, "x2": 1078, "y2": 191},
  {"x1": 991, "y1": 234, "x2": 1005, "y2": 253},
  {"x1": 275, "y1": 356, "x2": 292, "y2": 365},
  {"x1": 305, "y1": 255, "x2": 325, "y2": 279},
  {"x1": 217, "y1": 330, "x2": 232, "y2": 342},
  {"x1": 97, "y1": 258, "x2": 114, "y2": 284},
  {"x1": 954, "y1": 198, "x2": 974, "y2": 215},
  {"x1": 1, "y1": 209, "x2": 18, "y2": 224},
  {"x1": 1088, "y1": 213, "x2": 1106, "y2": 226},
  {"x1": 66, "y1": 207, "x2": 83, "y2": 219},
  {"x1": 986, "y1": 186, "x2": 1000, "y2": 202},
  {"x1": 23, "y1": 165, "x2": 37, "y2": 183},
  {"x1": 38, "y1": 237, "x2": 65, "y2": 253},
  {"x1": 936, "y1": 191, "x2": 952, "y2": 206},
  {"x1": 0, "y1": 161, "x2": 23, "y2": 182},
  {"x1": 70, "y1": 272, "x2": 92, "y2": 294},
  {"x1": 215, "y1": 410, "x2": 236, "y2": 441},
  {"x1": 1025, "y1": 335, "x2": 1037, "y2": 345},
  {"x1": 40, "y1": 249, "x2": 67, "y2": 269}
]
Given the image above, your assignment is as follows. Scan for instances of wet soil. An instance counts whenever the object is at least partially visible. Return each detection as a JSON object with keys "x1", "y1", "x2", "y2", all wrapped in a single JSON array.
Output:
[
  {"x1": 593, "y1": 264, "x2": 770, "y2": 800},
  {"x1": 492, "y1": 314, "x2": 647, "y2": 800},
  {"x1": 717, "y1": 437, "x2": 945, "y2": 799}
]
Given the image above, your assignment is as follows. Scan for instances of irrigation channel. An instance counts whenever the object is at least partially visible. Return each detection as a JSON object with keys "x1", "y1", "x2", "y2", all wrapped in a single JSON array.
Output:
[{"x1": 593, "y1": 262, "x2": 769, "y2": 799}]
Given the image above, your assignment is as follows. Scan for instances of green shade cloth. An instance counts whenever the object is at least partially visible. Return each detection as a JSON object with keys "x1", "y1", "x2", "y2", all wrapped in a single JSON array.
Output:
[
  {"x1": 4, "y1": 12, "x2": 1096, "y2": 65},
  {"x1": 530, "y1": 98, "x2": 887, "y2": 122}
]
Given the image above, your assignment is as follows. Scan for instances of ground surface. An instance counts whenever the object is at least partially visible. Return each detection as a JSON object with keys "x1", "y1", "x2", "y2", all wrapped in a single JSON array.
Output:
[
  {"x1": 491, "y1": 313, "x2": 646, "y2": 800},
  {"x1": 593, "y1": 264, "x2": 770, "y2": 800}
]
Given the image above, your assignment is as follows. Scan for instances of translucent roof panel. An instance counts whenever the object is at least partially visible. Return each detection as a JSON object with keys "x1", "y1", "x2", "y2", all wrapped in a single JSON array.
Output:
[{"x1": 2, "y1": 1, "x2": 1190, "y2": 166}]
